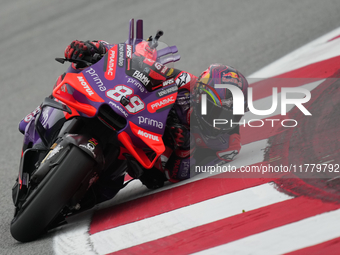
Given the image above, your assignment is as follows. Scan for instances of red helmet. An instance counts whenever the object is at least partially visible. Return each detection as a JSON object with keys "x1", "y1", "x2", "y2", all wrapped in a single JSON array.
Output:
[{"x1": 192, "y1": 64, "x2": 248, "y2": 137}]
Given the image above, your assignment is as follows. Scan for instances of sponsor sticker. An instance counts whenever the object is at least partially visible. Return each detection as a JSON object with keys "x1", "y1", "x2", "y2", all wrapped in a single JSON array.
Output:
[
  {"x1": 126, "y1": 44, "x2": 132, "y2": 59},
  {"x1": 109, "y1": 101, "x2": 128, "y2": 117},
  {"x1": 77, "y1": 76, "x2": 94, "y2": 96},
  {"x1": 132, "y1": 70, "x2": 150, "y2": 86},
  {"x1": 127, "y1": 77, "x2": 145, "y2": 92},
  {"x1": 88, "y1": 138, "x2": 98, "y2": 146},
  {"x1": 154, "y1": 62, "x2": 162, "y2": 70},
  {"x1": 138, "y1": 116, "x2": 163, "y2": 129},
  {"x1": 161, "y1": 66, "x2": 168, "y2": 74},
  {"x1": 118, "y1": 43, "x2": 125, "y2": 68},
  {"x1": 147, "y1": 93, "x2": 177, "y2": 113},
  {"x1": 137, "y1": 130, "x2": 160, "y2": 141},
  {"x1": 42, "y1": 144, "x2": 63, "y2": 163},
  {"x1": 162, "y1": 78, "x2": 175, "y2": 87},
  {"x1": 85, "y1": 67, "x2": 106, "y2": 91},
  {"x1": 175, "y1": 72, "x2": 191, "y2": 87},
  {"x1": 79, "y1": 143, "x2": 96, "y2": 157},
  {"x1": 221, "y1": 71, "x2": 242, "y2": 88},
  {"x1": 156, "y1": 85, "x2": 178, "y2": 98},
  {"x1": 166, "y1": 68, "x2": 174, "y2": 77},
  {"x1": 129, "y1": 122, "x2": 163, "y2": 149},
  {"x1": 105, "y1": 45, "x2": 118, "y2": 80}
]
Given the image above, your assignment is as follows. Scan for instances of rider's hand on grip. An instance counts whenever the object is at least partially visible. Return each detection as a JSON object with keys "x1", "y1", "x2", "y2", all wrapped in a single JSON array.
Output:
[
  {"x1": 64, "y1": 40, "x2": 107, "y2": 61},
  {"x1": 167, "y1": 123, "x2": 190, "y2": 149},
  {"x1": 65, "y1": 40, "x2": 90, "y2": 60}
]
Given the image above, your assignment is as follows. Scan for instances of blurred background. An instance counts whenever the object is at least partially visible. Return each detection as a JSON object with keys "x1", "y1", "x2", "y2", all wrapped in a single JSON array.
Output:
[{"x1": 1, "y1": 0, "x2": 340, "y2": 253}]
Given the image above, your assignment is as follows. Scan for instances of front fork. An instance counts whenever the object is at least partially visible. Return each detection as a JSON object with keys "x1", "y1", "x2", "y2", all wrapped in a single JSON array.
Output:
[{"x1": 12, "y1": 133, "x2": 105, "y2": 214}]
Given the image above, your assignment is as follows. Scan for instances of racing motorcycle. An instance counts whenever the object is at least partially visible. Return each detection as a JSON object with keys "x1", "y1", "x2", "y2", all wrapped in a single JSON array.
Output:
[{"x1": 10, "y1": 19, "x2": 181, "y2": 242}]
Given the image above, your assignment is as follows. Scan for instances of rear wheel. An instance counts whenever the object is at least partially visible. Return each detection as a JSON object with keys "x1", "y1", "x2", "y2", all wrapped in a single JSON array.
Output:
[{"x1": 10, "y1": 145, "x2": 96, "y2": 242}]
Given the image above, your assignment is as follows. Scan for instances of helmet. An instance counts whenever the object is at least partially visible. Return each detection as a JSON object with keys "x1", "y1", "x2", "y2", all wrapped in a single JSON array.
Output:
[{"x1": 192, "y1": 64, "x2": 248, "y2": 138}]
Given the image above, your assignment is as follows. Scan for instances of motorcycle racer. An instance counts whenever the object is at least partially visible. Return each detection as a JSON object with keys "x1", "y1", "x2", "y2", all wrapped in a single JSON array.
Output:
[
  {"x1": 18, "y1": 39, "x2": 249, "y2": 205},
  {"x1": 62, "y1": 39, "x2": 248, "y2": 189},
  {"x1": 152, "y1": 64, "x2": 249, "y2": 186},
  {"x1": 12, "y1": 16, "x2": 254, "y2": 240}
]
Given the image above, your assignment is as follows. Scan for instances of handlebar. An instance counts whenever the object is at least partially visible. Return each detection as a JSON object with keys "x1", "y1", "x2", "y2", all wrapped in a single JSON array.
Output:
[
  {"x1": 56, "y1": 30, "x2": 164, "y2": 67},
  {"x1": 55, "y1": 53, "x2": 102, "y2": 68}
]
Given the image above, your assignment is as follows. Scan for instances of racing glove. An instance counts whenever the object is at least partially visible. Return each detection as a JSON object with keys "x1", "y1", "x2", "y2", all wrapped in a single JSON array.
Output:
[
  {"x1": 169, "y1": 123, "x2": 189, "y2": 148},
  {"x1": 64, "y1": 40, "x2": 107, "y2": 62},
  {"x1": 165, "y1": 125, "x2": 196, "y2": 182}
]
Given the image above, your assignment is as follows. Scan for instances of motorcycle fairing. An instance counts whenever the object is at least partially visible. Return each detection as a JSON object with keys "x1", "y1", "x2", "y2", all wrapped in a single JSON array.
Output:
[
  {"x1": 52, "y1": 44, "x2": 178, "y2": 169},
  {"x1": 53, "y1": 73, "x2": 104, "y2": 117},
  {"x1": 117, "y1": 121, "x2": 165, "y2": 169}
]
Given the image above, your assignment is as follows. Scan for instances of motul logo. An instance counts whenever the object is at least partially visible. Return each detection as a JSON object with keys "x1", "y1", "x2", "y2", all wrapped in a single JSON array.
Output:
[
  {"x1": 77, "y1": 76, "x2": 94, "y2": 96},
  {"x1": 137, "y1": 130, "x2": 159, "y2": 141}
]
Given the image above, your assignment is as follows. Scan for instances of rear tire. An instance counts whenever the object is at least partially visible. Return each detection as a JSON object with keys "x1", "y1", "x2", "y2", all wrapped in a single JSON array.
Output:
[{"x1": 10, "y1": 145, "x2": 95, "y2": 242}]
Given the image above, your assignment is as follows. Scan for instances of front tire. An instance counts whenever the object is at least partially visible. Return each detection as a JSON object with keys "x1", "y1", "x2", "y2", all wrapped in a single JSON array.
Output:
[{"x1": 10, "y1": 145, "x2": 95, "y2": 242}]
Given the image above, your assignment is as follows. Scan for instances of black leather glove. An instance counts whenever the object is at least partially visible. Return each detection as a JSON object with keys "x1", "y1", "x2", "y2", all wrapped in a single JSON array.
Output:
[
  {"x1": 64, "y1": 40, "x2": 106, "y2": 61},
  {"x1": 166, "y1": 123, "x2": 190, "y2": 150},
  {"x1": 139, "y1": 167, "x2": 167, "y2": 190}
]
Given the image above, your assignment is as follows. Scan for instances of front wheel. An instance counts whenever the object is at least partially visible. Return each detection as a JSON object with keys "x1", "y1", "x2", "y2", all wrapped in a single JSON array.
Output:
[{"x1": 10, "y1": 145, "x2": 96, "y2": 242}]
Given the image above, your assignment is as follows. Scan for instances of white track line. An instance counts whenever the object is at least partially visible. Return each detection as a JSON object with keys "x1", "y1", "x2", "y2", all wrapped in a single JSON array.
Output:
[
  {"x1": 53, "y1": 211, "x2": 96, "y2": 255},
  {"x1": 194, "y1": 208, "x2": 340, "y2": 255},
  {"x1": 53, "y1": 138, "x2": 269, "y2": 255},
  {"x1": 53, "y1": 26, "x2": 340, "y2": 255},
  {"x1": 90, "y1": 183, "x2": 292, "y2": 254},
  {"x1": 98, "y1": 138, "x2": 269, "y2": 208}
]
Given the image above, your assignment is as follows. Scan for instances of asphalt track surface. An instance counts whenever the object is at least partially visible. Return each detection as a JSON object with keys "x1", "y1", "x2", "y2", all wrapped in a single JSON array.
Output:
[{"x1": 1, "y1": 0, "x2": 340, "y2": 254}]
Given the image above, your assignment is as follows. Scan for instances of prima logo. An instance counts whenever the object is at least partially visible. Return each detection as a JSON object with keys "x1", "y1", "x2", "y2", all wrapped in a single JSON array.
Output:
[
  {"x1": 127, "y1": 77, "x2": 145, "y2": 92},
  {"x1": 138, "y1": 116, "x2": 163, "y2": 129},
  {"x1": 85, "y1": 67, "x2": 106, "y2": 91}
]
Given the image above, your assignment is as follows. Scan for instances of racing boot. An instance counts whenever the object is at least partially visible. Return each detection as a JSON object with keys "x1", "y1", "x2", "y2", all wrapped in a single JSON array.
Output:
[{"x1": 216, "y1": 133, "x2": 241, "y2": 162}]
